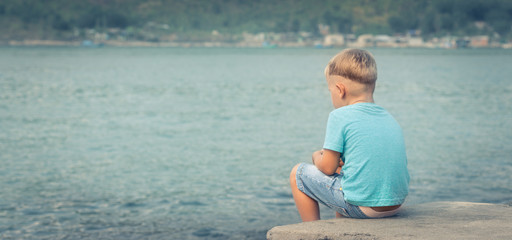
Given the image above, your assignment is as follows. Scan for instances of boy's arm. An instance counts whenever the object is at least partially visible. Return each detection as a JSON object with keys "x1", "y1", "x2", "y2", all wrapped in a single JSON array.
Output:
[{"x1": 312, "y1": 149, "x2": 341, "y2": 175}]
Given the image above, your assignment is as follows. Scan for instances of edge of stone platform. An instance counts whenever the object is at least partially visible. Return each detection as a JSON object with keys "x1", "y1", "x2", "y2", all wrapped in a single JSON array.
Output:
[{"x1": 267, "y1": 201, "x2": 512, "y2": 240}]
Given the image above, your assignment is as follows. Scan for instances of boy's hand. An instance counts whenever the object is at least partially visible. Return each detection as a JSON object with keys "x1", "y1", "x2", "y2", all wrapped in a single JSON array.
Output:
[
  {"x1": 336, "y1": 160, "x2": 344, "y2": 174},
  {"x1": 313, "y1": 149, "x2": 341, "y2": 175}
]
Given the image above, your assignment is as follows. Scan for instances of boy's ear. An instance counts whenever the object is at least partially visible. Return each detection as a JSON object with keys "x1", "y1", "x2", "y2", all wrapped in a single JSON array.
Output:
[{"x1": 336, "y1": 83, "x2": 346, "y2": 99}]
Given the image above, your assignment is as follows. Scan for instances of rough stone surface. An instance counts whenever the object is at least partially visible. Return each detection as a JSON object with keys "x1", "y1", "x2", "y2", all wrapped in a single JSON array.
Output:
[{"x1": 267, "y1": 202, "x2": 512, "y2": 240}]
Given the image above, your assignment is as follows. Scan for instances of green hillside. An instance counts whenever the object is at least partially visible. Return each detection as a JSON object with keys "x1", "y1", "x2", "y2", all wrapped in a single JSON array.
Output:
[{"x1": 1, "y1": 0, "x2": 511, "y2": 41}]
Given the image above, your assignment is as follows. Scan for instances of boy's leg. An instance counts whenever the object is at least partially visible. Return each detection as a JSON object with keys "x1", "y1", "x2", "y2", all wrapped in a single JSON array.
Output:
[{"x1": 290, "y1": 164, "x2": 320, "y2": 221}]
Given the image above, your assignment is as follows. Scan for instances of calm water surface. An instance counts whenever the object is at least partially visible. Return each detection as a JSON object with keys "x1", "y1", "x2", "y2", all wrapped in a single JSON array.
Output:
[{"x1": 0, "y1": 47, "x2": 511, "y2": 239}]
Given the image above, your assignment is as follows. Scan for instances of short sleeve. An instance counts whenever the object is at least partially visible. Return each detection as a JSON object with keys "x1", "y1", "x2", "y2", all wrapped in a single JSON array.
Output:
[{"x1": 322, "y1": 111, "x2": 344, "y2": 153}]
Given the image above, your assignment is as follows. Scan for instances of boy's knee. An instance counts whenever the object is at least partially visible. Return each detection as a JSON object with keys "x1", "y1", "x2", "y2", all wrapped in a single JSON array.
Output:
[{"x1": 290, "y1": 164, "x2": 301, "y2": 183}]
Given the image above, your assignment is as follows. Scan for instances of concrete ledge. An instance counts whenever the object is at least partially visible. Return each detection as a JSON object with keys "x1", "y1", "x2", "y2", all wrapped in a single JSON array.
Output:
[{"x1": 267, "y1": 202, "x2": 512, "y2": 240}]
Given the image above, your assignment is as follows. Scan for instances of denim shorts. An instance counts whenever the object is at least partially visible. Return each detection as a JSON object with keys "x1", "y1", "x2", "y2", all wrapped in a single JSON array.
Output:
[{"x1": 295, "y1": 163, "x2": 369, "y2": 219}]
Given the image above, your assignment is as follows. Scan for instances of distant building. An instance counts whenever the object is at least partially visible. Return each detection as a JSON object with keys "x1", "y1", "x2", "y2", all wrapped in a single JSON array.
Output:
[
  {"x1": 456, "y1": 38, "x2": 470, "y2": 48},
  {"x1": 469, "y1": 35, "x2": 489, "y2": 48},
  {"x1": 407, "y1": 37, "x2": 424, "y2": 47},
  {"x1": 323, "y1": 34, "x2": 344, "y2": 47},
  {"x1": 348, "y1": 34, "x2": 374, "y2": 48},
  {"x1": 375, "y1": 35, "x2": 393, "y2": 47}
]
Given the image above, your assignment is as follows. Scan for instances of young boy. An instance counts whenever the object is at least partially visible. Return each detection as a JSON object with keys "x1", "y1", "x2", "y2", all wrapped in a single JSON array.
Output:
[{"x1": 290, "y1": 49, "x2": 410, "y2": 221}]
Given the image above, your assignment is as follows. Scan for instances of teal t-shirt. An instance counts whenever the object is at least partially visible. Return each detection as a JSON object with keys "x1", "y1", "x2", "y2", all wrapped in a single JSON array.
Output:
[{"x1": 323, "y1": 103, "x2": 410, "y2": 207}]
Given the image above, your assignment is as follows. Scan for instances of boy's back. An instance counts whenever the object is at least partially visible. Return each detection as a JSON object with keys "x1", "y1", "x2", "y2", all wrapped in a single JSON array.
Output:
[
  {"x1": 289, "y1": 48, "x2": 410, "y2": 221},
  {"x1": 324, "y1": 102, "x2": 409, "y2": 207}
]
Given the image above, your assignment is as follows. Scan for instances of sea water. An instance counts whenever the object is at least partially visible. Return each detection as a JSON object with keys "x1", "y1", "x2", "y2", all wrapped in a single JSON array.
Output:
[{"x1": 0, "y1": 47, "x2": 511, "y2": 239}]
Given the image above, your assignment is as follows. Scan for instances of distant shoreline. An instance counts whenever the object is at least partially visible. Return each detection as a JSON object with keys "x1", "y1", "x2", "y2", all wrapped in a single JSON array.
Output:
[{"x1": 4, "y1": 39, "x2": 512, "y2": 49}]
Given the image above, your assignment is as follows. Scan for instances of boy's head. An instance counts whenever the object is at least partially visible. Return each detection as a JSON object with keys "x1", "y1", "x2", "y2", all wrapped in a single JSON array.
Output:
[
  {"x1": 325, "y1": 49, "x2": 377, "y2": 108},
  {"x1": 325, "y1": 48, "x2": 377, "y2": 91}
]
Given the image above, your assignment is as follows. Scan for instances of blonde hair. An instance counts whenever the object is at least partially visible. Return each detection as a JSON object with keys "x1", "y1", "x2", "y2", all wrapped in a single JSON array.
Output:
[{"x1": 326, "y1": 49, "x2": 377, "y2": 87}]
